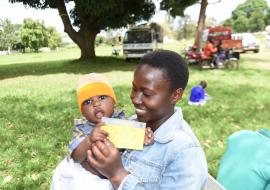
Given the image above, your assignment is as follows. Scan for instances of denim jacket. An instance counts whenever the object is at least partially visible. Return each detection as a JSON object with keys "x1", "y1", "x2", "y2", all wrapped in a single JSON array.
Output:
[{"x1": 117, "y1": 108, "x2": 208, "y2": 190}]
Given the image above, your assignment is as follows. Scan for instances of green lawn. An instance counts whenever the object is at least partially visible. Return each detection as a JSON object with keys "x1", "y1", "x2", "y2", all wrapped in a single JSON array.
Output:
[{"x1": 0, "y1": 44, "x2": 270, "y2": 189}]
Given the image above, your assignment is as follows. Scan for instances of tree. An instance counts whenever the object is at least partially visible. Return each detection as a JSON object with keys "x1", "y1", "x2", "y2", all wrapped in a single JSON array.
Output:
[
  {"x1": 175, "y1": 15, "x2": 196, "y2": 40},
  {"x1": 20, "y1": 18, "x2": 61, "y2": 52},
  {"x1": 158, "y1": 14, "x2": 176, "y2": 39},
  {"x1": 194, "y1": 0, "x2": 208, "y2": 51},
  {"x1": 47, "y1": 26, "x2": 62, "y2": 49},
  {"x1": 0, "y1": 18, "x2": 20, "y2": 51},
  {"x1": 222, "y1": 18, "x2": 234, "y2": 27},
  {"x1": 10, "y1": 0, "x2": 198, "y2": 60},
  {"x1": 233, "y1": 16, "x2": 248, "y2": 32},
  {"x1": 10, "y1": 0, "x2": 156, "y2": 59},
  {"x1": 20, "y1": 18, "x2": 48, "y2": 52},
  {"x1": 160, "y1": 0, "x2": 198, "y2": 17},
  {"x1": 230, "y1": 0, "x2": 268, "y2": 32},
  {"x1": 232, "y1": 0, "x2": 268, "y2": 19},
  {"x1": 265, "y1": 8, "x2": 270, "y2": 26},
  {"x1": 249, "y1": 9, "x2": 265, "y2": 32}
]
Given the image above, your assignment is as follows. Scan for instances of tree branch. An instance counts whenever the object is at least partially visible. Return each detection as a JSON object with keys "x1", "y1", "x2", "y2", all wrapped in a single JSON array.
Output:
[{"x1": 55, "y1": 0, "x2": 78, "y2": 42}]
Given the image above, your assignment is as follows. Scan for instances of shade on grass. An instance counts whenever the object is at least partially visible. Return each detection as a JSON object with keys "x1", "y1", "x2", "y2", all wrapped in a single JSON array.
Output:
[{"x1": 0, "y1": 46, "x2": 269, "y2": 189}]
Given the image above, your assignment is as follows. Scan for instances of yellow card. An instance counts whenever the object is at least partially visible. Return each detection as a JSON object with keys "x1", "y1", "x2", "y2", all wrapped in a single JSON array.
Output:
[{"x1": 101, "y1": 125, "x2": 145, "y2": 150}]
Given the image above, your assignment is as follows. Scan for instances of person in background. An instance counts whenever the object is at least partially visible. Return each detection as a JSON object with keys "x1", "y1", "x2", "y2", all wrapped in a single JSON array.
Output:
[
  {"x1": 188, "y1": 80, "x2": 209, "y2": 106},
  {"x1": 217, "y1": 129, "x2": 270, "y2": 190},
  {"x1": 216, "y1": 40, "x2": 224, "y2": 67},
  {"x1": 87, "y1": 50, "x2": 208, "y2": 190},
  {"x1": 203, "y1": 37, "x2": 218, "y2": 68}
]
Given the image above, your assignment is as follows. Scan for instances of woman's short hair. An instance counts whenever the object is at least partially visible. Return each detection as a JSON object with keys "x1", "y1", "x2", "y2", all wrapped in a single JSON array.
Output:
[{"x1": 139, "y1": 50, "x2": 189, "y2": 91}]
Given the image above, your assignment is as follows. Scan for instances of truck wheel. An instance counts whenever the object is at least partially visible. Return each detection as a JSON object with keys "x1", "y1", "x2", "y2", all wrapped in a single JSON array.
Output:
[{"x1": 254, "y1": 50, "x2": 259, "y2": 53}]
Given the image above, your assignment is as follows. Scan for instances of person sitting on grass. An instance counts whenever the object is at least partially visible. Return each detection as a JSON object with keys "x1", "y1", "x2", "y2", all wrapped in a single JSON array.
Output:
[
  {"x1": 188, "y1": 80, "x2": 210, "y2": 106},
  {"x1": 50, "y1": 73, "x2": 153, "y2": 190}
]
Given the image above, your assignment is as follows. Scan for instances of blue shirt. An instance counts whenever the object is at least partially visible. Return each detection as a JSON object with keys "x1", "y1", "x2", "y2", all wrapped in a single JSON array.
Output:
[
  {"x1": 189, "y1": 86, "x2": 205, "y2": 103},
  {"x1": 117, "y1": 108, "x2": 208, "y2": 190}
]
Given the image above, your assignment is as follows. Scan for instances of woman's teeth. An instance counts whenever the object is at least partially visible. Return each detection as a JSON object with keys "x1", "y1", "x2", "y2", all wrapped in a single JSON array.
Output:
[{"x1": 136, "y1": 108, "x2": 146, "y2": 114}]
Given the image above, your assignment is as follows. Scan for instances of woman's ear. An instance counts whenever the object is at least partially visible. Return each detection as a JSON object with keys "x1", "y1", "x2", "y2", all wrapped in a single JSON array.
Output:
[{"x1": 171, "y1": 88, "x2": 184, "y2": 104}]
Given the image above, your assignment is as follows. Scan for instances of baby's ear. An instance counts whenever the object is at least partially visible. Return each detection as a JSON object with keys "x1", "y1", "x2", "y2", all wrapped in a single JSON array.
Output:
[{"x1": 171, "y1": 88, "x2": 184, "y2": 104}]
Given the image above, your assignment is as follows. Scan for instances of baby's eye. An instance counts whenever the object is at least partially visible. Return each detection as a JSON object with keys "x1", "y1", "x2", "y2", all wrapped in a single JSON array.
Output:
[
  {"x1": 99, "y1": 95, "x2": 107, "y2": 100},
  {"x1": 83, "y1": 99, "x2": 92, "y2": 105}
]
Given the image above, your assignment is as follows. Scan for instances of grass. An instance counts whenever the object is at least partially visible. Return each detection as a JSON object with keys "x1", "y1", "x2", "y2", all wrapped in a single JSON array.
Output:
[{"x1": 0, "y1": 43, "x2": 270, "y2": 189}]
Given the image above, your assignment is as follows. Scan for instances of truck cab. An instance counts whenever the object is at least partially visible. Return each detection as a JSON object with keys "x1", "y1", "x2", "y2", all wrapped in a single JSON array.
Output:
[{"x1": 123, "y1": 26, "x2": 158, "y2": 61}]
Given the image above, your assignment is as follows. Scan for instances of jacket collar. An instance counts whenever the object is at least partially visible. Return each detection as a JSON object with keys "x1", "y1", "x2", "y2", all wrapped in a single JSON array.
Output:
[{"x1": 154, "y1": 107, "x2": 184, "y2": 144}]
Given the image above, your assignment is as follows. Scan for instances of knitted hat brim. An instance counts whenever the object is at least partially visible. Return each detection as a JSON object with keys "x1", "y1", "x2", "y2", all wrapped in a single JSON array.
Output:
[{"x1": 77, "y1": 82, "x2": 116, "y2": 113}]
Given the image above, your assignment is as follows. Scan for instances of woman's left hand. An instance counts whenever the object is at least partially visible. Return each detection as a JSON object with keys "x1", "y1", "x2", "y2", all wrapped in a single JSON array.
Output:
[
  {"x1": 87, "y1": 139, "x2": 129, "y2": 187},
  {"x1": 144, "y1": 127, "x2": 154, "y2": 145}
]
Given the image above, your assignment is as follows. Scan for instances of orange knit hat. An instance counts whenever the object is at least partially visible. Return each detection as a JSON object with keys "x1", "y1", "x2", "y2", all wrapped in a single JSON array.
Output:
[{"x1": 77, "y1": 73, "x2": 116, "y2": 113}]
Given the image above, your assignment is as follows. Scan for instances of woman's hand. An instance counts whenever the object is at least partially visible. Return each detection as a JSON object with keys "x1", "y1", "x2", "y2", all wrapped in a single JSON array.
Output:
[
  {"x1": 87, "y1": 139, "x2": 129, "y2": 188},
  {"x1": 71, "y1": 122, "x2": 108, "y2": 163},
  {"x1": 144, "y1": 127, "x2": 154, "y2": 145}
]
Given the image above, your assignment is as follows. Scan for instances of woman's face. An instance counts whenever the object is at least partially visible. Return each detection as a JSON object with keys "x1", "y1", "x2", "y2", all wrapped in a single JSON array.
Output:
[{"x1": 130, "y1": 64, "x2": 181, "y2": 131}]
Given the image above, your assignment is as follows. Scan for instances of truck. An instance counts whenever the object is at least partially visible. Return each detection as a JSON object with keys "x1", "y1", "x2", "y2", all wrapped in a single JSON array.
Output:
[
  {"x1": 232, "y1": 33, "x2": 260, "y2": 53},
  {"x1": 184, "y1": 26, "x2": 243, "y2": 69},
  {"x1": 184, "y1": 26, "x2": 243, "y2": 64},
  {"x1": 203, "y1": 26, "x2": 243, "y2": 59},
  {"x1": 123, "y1": 24, "x2": 162, "y2": 61}
]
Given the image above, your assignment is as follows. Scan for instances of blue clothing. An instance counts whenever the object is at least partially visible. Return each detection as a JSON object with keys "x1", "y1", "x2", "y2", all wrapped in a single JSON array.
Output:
[
  {"x1": 118, "y1": 108, "x2": 208, "y2": 190},
  {"x1": 189, "y1": 86, "x2": 205, "y2": 103},
  {"x1": 217, "y1": 129, "x2": 270, "y2": 190}
]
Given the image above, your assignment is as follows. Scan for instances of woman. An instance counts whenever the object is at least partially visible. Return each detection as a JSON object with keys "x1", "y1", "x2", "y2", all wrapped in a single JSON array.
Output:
[{"x1": 87, "y1": 50, "x2": 208, "y2": 190}]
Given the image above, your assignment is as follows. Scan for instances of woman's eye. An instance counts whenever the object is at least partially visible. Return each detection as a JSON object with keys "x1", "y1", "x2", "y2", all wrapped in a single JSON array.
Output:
[
  {"x1": 143, "y1": 93, "x2": 152, "y2": 97},
  {"x1": 83, "y1": 99, "x2": 92, "y2": 105},
  {"x1": 99, "y1": 95, "x2": 107, "y2": 100}
]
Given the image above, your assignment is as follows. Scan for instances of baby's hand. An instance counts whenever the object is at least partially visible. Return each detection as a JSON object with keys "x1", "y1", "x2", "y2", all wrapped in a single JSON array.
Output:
[
  {"x1": 144, "y1": 127, "x2": 154, "y2": 145},
  {"x1": 88, "y1": 122, "x2": 108, "y2": 144}
]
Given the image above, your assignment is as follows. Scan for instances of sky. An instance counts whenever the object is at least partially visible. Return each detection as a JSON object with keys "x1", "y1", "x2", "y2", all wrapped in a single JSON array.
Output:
[{"x1": 1, "y1": 0, "x2": 270, "y2": 33}]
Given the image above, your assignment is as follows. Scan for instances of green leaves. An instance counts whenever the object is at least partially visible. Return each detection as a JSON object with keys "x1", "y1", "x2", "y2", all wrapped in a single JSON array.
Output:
[
  {"x1": 230, "y1": 0, "x2": 268, "y2": 32},
  {"x1": 20, "y1": 18, "x2": 61, "y2": 51},
  {"x1": 160, "y1": 0, "x2": 199, "y2": 17},
  {"x1": 0, "y1": 18, "x2": 20, "y2": 51}
]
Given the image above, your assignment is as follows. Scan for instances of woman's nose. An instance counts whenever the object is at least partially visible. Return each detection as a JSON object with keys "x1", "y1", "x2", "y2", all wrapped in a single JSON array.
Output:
[{"x1": 131, "y1": 91, "x2": 142, "y2": 105}]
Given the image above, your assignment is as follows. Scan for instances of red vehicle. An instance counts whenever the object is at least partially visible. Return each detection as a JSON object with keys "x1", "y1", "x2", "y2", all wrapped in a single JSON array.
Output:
[
  {"x1": 183, "y1": 45, "x2": 202, "y2": 64},
  {"x1": 207, "y1": 26, "x2": 232, "y2": 42},
  {"x1": 184, "y1": 26, "x2": 243, "y2": 69},
  {"x1": 205, "y1": 26, "x2": 243, "y2": 57}
]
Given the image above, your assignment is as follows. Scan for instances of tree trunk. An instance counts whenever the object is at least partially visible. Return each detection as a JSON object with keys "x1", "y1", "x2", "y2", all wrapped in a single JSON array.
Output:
[
  {"x1": 76, "y1": 30, "x2": 97, "y2": 60},
  {"x1": 55, "y1": 0, "x2": 98, "y2": 60},
  {"x1": 194, "y1": 0, "x2": 208, "y2": 52}
]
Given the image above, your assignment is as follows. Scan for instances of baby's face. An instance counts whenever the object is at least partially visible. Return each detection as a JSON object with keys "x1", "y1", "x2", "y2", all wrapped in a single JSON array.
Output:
[{"x1": 82, "y1": 95, "x2": 115, "y2": 123}]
